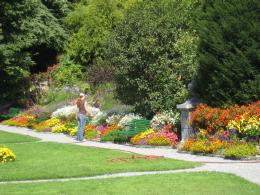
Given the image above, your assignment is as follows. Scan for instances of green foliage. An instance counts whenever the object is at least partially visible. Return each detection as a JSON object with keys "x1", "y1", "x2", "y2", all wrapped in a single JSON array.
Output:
[
  {"x1": 101, "y1": 131, "x2": 119, "y2": 142},
  {"x1": 89, "y1": 82, "x2": 133, "y2": 112},
  {"x1": 66, "y1": 0, "x2": 139, "y2": 66},
  {"x1": 195, "y1": 0, "x2": 260, "y2": 106},
  {"x1": 52, "y1": 56, "x2": 85, "y2": 87},
  {"x1": 0, "y1": 0, "x2": 69, "y2": 103},
  {"x1": 107, "y1": 0, "x2": 200, "y2": 116},
  {"x1": 85, "y1": 129, "x2": 99, "y2": 140},
  {"x1": 224, "y1": 143, "x2": 258, "y2": 159},
  {"x1": 39, "y1": 88, "x2": 76, "y2": 106},
  {"x1": 0, "y1": 108, "x2": 20, "y2": 120}
]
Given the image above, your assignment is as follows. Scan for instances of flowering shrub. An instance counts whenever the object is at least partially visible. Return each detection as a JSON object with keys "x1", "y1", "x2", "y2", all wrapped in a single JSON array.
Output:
[
  {"x1": 84, "y1": 125, "x2": 99, "y2": 140},
  {"x1": 130, "y1": 128, "x2": 178, "y2": 146},
  {"x1": 150, "y1": 111, "x2": 180, "y2": 130},
  {"x1": 227, "y1": 114, "x2": 260, "y2": 137},
  {"x1": 147, "y1": 130, "x2": 179, "y2": 146},
  {"x1": 2, "y1": 115, "x2": 35, "y2": 127},
  {"x1": 87, "y1": 106, "x2": 103, "y2": 117},
  {"x1": 181, "y1": 138, "x2": 226, "y2": 154},
  {"x1": 106, "y1": 114, "x2": 123, "y2": 125},
  {"x1": 100, "y1": 130, "x2": 128, "y2": 143},
  {"x1": 52, "y1": 123, "x2": 67, "y2": 133},
  {"x1": 32, "y1": 118, "x2": 61, "y2": 132},
  {"x1": 118, "y1": 113, "x2": 142, "y2": 128},
  {"x1": 90, "y1": 112, "x2": 107, "y2": 126},
  {"x1": 0, "y1": 146, "x2": 16, "y2": 163},
  {"x1": 181, "y1": 138, "x2": 196, "y2": 151},
  {"x1": 65, "y1": 122, "x2": 78, "y2": 136},
  {"x1": 51, "y1": 122, "x2": 78, "y2": 135},
  {"x1": 51, "y1": 105, "x2": 78, "y2": 118},
  {"x1": 191, "y1": 101, "x2": 260, "y2": 135},
  {"x1": 130, "y1": 129, "x2": 155, "y2": 145},
  {"x1": 100, "y1": 124, "x2": 121, "y2": 137},
  {"x1": 224, "y1": 142, "x2": 258, "y2": 159},
  {"x1": 23, "y1": 106, "x2": 46, "y2": 117}
]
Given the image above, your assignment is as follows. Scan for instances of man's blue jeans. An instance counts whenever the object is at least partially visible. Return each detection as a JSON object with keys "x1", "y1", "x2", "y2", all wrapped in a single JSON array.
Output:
[{"x1": 77, "y1": 114, "x2": 88, "y2": 141}]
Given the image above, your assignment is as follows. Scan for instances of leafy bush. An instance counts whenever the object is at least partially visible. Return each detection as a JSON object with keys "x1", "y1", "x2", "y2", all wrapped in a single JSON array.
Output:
[
  {"x1": 51, "y1": 56, "x2": 85, "y2": 87},
  {"x1": 100, "y1": 124, "x2": 121, "y2": 137},
  {"x1": 195, "y1": 0, "x2": 260, "y2": 106},
  {"x1": 100, "y1": 130, "x2": 118, "y2": 142},
  {"x1": 107, "y1": 0, "x2": 199, "y2": 116},
  {"x1": 0, "y1": 146, "x2": 16, "y2": 163},
  {"x1": 224, "y1": 143, "x2": 258, "y2": 159},
  {"x1": 85, "y1": 127, "x2": 99, "y2": 140},
  {"x1": 0, "y1": 107, "x2": 20, "y2": 120}
]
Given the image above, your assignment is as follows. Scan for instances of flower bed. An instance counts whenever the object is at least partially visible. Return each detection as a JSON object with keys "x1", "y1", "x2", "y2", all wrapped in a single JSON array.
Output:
[
  {"x1": 0, "y1": 146, "x2": 16, "y2": 163},
  {"x1": 130, "y1": 125, "x2": 179, "y2": 147},
  {"x1": 191, "y1": 101, "x2": 260, "y2": 137},
  {"x1": 180, "y1": 101, "x2": 260, "y2": 159}
]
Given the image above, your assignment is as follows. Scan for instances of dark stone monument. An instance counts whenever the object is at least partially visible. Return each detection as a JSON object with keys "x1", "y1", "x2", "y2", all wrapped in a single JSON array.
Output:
[{"x1": 177, "y1": 81, "x2": 200, "y2": 142}]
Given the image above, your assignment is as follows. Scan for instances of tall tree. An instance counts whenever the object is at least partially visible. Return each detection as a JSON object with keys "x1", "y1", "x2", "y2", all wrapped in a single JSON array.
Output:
[
  {"x1": 0, "y1": 0, "x2": 69, "y2": 103},
  {"x1": 65, "y1": 0, "x2": 139, "y2": 66},
  {"x1": 195, "y1": 0, "x2": 260, "y2": 106},
  {"x1": 107, "y1": 0, "x2": 200, "y2": 117}
]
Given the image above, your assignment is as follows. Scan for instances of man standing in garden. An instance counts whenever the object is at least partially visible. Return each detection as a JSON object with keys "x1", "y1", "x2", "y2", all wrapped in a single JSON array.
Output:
[{"x1": 76, "y1": 93, "x2": 92, "y2": 142}]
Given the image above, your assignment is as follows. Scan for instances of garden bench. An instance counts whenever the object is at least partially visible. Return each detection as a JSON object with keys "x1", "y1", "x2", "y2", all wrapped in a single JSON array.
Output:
[{"x1": 125, "y1": 119, "x2": 150, "y2": 138}]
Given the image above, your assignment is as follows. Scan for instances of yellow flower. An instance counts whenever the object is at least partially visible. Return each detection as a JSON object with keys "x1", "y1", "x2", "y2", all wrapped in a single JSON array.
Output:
[{"x1": 0, "y1": 146, "x2": 16, "y2": 163}]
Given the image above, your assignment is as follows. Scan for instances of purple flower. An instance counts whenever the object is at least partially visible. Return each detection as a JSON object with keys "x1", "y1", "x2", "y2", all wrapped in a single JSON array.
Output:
[
  {"x1": 218, "y1": 135, "x2": 224, "y2": 141},
  {"x1": 230, "y1": 128, "x2": 237, "y2": 134}
]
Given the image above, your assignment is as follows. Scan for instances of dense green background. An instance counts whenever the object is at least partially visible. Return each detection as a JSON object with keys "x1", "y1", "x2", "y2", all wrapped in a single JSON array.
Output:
[{"x1": 0, "y1": 0, "x2": 259, "y2": 113}]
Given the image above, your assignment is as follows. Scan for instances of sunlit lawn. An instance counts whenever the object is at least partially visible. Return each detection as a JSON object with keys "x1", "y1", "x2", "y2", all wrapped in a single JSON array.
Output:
[
  {"x1": 0, "y1": 131, "x2": 199, "y2": 181},
  {"x1": 1, "y1": 172, "x2": 260, "y2": 195}
]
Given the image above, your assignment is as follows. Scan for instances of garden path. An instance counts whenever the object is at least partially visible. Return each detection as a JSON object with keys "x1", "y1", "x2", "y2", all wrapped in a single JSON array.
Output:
[{"x1": 0, "y1": 124, "x2": 260, "y2": 185}]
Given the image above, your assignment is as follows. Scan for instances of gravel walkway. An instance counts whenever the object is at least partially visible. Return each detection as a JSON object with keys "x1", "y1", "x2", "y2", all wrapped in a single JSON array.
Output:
[{"x1": 1, "y1": 124, "x2": 260, "y2": 185}]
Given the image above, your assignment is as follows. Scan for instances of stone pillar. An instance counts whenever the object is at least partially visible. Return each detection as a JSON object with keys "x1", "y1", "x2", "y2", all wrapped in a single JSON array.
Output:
[{"x1": 177, "y1": 98, "x2": 200, "y2": 142}]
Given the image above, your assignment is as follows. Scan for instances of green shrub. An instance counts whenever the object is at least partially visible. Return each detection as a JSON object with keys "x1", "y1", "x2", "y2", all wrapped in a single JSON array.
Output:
[
  {"x1": 85, "y1": 129, "x2": 99, "y2": 140},
  {"x1": 107, "y1": 0, "x2": 199, "y2": 117},
  {"x1": 195, "y1": 0, "x2": 260, "y2": 106},
  {"x1": 0, "y1": 107, "x2": 20, "y2": 120},
  {"x1": 224, "y1": 143, "x2": 257, "y2": 159},
  {"x1": 51, "y1": 56, "x2": 85, "y2": 87},
  {"x1": 38, "y1": 88, "x2": 77, "y2": 106}
]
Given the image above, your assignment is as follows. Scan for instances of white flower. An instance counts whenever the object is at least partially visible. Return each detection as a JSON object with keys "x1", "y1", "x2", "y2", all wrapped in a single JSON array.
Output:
[
  {"x1": 87, "y1": 105, "x2": 102, "y2": 117},
  {"x1": 90, "y1": 112, "x2": 107, "y2": 125},
  {"x1": 106, "y1": 114, "x2": 123, "y2": 125},
  {"x1": 150, "y1": 111, "x2": 180, "y2": 129},
  {"x1": 118, "y1": 113, "x2": 142, "y2": 128},
  {"x1": 51, "y1": 105, "x2": 78, "y2": 118}
]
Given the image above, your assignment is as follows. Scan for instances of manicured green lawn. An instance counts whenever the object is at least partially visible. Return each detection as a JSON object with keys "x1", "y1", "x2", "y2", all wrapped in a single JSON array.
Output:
[
  {"x1": 0, "y1": 131, "x2": 199, "y2": 181},
  {"x1": 1, "y1": 172, "x2": 259, "y2": 195},
  {"x1": 0, "y1": 130, "x2": 39, "y2": 144}
]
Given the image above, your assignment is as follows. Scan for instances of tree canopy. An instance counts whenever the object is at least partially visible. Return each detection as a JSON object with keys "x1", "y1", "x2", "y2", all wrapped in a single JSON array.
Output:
[
  {"x1": 0, "y1": 0, "x2": 69, "y2": 103},
  {"x1": 195, "y1": 0, "x2": 260, "y2": 106},
  {"x1": 107, "y1": 0, "x2": 200, "y2": 116}
]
